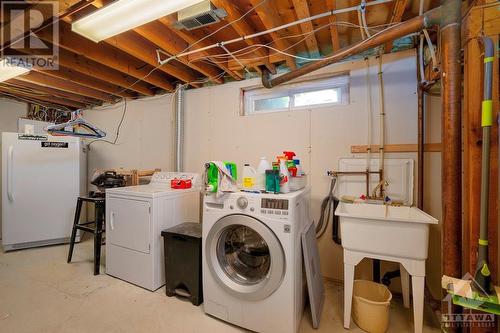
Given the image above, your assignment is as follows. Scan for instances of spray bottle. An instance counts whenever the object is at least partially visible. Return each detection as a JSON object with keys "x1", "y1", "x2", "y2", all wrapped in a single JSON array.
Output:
[{"x1": 277, "y1": 155, "x2": 290, "y2": 193}]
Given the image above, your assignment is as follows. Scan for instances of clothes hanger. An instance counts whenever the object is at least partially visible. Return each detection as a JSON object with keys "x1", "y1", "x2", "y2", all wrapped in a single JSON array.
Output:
[{"x1": 46, "y1": 110, "x2": 106, "y2": 138}]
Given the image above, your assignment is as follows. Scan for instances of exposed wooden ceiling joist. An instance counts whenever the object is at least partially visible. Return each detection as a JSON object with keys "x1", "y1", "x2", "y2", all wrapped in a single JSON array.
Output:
[
  {"x1": 37, "y1": 22, "x2": 175, "y2": 92},
  {"x1": 37, "y1": 66, "x2": 136, "y2": 99},
  {"x1": 327, "y1": 0, "x2": 341, "y2": 51},
  {"x1": 7, "y1": 78, "x2": 102, "y2": 105},
  {"x1": 0, "y1": 84, "x2": 87, "y2": 109},
  {"x1": 385, "y1": 0, "x2": 409, "y2": 52},
  {"x1": 158, "y1": 16, "x2": 245, "y2": 81},
  {"x1": 17, "y1": 71, "x2": 117, "y2": 103},
  {"x1": 291, "y1": 0, "x2": 320, "y2": 57},
  {"x1": 248, "y1": 0, "x2": 298, "y2": 69},
  {"x1": 211, "y1": 0, "x2": 277, "y2": 74},
  {"x1": 133, "y1": 21, "x2": 225, "y2": 84}
]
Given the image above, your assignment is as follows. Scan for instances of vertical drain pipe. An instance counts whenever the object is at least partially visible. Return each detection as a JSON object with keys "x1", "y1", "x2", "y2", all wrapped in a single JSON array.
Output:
[
  {"x1": 440, "y1": 0, "x2": 461, "y2": 315},
  {"x1": 174, "y1": 84, "x2": 185, "y2": 172}
]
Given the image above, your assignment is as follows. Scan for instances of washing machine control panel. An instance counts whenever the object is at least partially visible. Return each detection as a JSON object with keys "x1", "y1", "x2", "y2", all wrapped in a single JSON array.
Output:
[
  {"x1": 236, "y1": 196, "x2": 248, "y2": 209},
  {"x1": 225, "y1": 195, "x2": 290, "y2": 218}
]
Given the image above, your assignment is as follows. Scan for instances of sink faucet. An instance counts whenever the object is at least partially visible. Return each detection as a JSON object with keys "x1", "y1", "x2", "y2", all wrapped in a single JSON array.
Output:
[{"x1": 372, "y1": 179, "x2": 388, "y2": 199}]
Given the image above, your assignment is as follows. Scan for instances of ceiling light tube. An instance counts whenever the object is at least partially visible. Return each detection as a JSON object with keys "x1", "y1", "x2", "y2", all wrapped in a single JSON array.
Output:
[
  {"x1": 0, "y1": 59, "x2": 30, "y2": 83},
  {"x1": 72, "y1": 0, "x2": 206, "y2": 43}
]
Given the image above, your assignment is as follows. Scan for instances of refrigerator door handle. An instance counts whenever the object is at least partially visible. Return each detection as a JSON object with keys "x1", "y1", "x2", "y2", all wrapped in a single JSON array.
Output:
[
  {"x1": 7, "y1": 146, "x2": 13, "y2": 202},
  {"x1": 110, "y1": 211, "x2": 115, "y2": 231}
]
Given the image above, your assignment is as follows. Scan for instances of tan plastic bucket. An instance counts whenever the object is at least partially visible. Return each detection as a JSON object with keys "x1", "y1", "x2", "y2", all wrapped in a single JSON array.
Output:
[{"x1": 352, "y1": 280, "x2": 393, "y2": 333}]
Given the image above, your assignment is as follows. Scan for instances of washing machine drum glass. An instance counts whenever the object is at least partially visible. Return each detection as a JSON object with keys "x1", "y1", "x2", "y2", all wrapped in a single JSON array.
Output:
[
  {"x1": 207, "y1": 214, "x2": 285, "y2": 301},
  {"x1": 218, "y1": 225, "x2": 270, "y2": 285}
]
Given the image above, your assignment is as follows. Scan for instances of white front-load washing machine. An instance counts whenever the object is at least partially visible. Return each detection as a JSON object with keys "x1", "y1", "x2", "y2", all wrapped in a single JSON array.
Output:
[{"x1": 202, "y1": 188, "x2": 311, "y2": 333}]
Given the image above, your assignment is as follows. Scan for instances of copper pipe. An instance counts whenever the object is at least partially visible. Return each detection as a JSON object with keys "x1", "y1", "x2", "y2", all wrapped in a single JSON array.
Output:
[
  {"x1": 262, "y1": 6, "x2": 442, "y2": 88},
  {"x1": 440, "y1": 0, "x2": 461, "y2": 320},
  {"x1": 327, "y1": 170, "x2": 383, "y2": 198}
]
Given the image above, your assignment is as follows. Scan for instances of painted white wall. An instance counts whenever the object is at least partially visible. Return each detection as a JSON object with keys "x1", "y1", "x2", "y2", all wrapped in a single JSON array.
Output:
[
  {"x1": 182, "y1": 48, "x2": 442, "y2": 297},
  {"x1": 0, "y1": 98, "x2": 28, "y2": 239},
  {"x1": 84, "y1": 94, "x2": 174, "y2": 176},
  {"x1": 85, "y1": 49, "x2": 443, "y2": 298}
]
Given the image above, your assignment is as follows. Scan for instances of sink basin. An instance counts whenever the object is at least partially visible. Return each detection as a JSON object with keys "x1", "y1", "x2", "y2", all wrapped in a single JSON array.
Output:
[{"x1": 335, "y1": 202, "x2": 438, "y2": 260}]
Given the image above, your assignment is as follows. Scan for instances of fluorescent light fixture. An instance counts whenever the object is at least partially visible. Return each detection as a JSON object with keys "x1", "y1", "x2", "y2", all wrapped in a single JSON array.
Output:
[
  {"x1": 0, "y1": 59, "x2": 30, "y2": 82},
  {"x1": 72, "y1": 0, "x2": 206, "y2": 42}
]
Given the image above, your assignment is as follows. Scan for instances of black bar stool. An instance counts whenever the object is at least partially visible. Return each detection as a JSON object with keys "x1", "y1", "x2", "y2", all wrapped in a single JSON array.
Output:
[{"x1": 67, "y1": 196, "x2": 106, "y2": 275}]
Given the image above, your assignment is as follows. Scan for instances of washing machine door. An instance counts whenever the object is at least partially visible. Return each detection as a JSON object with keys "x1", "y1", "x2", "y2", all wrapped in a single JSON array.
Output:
[{"x1": 206, "y1": 214, "x2": 285, "y2": 301}]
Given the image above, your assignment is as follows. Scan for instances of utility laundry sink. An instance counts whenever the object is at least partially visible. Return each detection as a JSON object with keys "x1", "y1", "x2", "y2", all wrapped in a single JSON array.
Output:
[{"x1": 335, "y1": 202, "x2": 438, "y2": 260}]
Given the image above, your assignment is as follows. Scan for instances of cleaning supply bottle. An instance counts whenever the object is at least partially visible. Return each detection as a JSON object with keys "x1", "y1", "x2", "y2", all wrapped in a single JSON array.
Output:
[
  {"x1": 293, "y1": 159, "x2": 303, "y2": 176},
  {"x1": 257, "y1": 157, "x2": 271, "y2": 191},
  {"x1": 277, "y1": 155, "x2": 290, "y2": 193},
  {"x1": 205, "y1": 162, "x2": 219, "y2": 193},
  {"x1": 242, "y1": 164, "x2": 257, "y2": 190}
]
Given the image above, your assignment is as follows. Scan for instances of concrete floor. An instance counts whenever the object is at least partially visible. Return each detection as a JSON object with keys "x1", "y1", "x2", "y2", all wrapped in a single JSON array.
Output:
[{"x1": 0, "y1": 239, "x2": 441, "y2": 333}]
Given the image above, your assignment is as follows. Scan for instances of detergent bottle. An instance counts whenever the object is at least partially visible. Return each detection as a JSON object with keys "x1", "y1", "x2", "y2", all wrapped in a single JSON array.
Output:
[
  {"x1": 242, "y1": 164, "x2": 257, "y2": 190},
  {"x1": 205, "y1": 162, "x2": 219, "y2": 193},
  {"x1": 257, "y1": 157, "x2": 271, "y2": 191},
  {"x1": 277, "y1": 155, "x2": 290, "y2": 193}
]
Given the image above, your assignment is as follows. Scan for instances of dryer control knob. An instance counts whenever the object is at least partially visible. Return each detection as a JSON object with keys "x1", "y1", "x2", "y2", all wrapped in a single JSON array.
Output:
[{"x1": 237, "y1": 197, "x2": 248, "y2": 209}]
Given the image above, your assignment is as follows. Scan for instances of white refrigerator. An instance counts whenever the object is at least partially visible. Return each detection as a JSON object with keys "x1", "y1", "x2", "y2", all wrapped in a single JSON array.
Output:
[{"x1": 1, "y1": 132, "x2": 86, "y2": 251}]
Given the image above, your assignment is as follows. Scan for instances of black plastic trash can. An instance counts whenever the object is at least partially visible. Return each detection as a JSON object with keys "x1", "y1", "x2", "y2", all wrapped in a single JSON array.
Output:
[{"x1": 161, "y1": 222, "x2": 203, "y2": 306}]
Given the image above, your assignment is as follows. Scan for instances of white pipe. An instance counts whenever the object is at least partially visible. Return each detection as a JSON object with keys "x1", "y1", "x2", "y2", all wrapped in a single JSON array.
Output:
[
  {"x1": 423, "y1": 29, "x2": 438, "y2": 71},
  {"x1": 365, "y1": 58, "x2": 372, "y2": 186},
  {"x1": 357, "y1": 9, "x2": 366, "y2": 40},
  {"x1": 361, "y1": 0, "x2": 372, "y2": 38},
  {"x1": 377, "y1": 55, "x2": 385, "y2": 196},
  {"x1": 174, "y1": 84, "x2": 184, "y2": 172},
  {"x1": 418, "y1": 0, "x2": 437, "y2": 83},
  {"x1": 159, "y1": 0, "x2": 395, "y2": 65}
]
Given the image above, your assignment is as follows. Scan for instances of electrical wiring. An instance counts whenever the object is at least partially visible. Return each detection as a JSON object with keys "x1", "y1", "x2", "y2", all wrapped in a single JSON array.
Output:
[
  {"x1": 188, "y1": 20, "x2": 401, "y2": 66},
  {"x1": 87, "y1": 98, "x2": 128, "y2": 148}
]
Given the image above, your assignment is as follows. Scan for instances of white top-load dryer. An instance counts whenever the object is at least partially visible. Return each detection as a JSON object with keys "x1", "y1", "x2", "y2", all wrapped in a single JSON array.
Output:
[
  {"x1": 202, "y1": 188, "x2": 311, "y2": 333},
  {"x1": 105, "y1": 172, "x2": 200, "y2": 291}
]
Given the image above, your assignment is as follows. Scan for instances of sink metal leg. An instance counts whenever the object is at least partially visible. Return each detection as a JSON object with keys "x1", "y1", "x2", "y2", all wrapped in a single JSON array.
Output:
[
  {"x1": 344, "y1": 263, "x2": 355, "y2": 329},
  {"x1": 400, "y1": 263, "x2": 410, "y2": 308},
  {"x1": 411, "y1": 275, "x2": 425, "y2": 333}
]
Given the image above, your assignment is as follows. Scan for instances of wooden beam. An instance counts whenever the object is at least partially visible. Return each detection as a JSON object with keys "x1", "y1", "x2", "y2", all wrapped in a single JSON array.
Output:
[
  {"x1": 0, "y1": 0, "x2": 82, "y2": 49},
  {"x1": 384, "y1": 0, "x2": 408, "y2": 52},
  {"x1": 158, "y1": 17, "x2": 244, "y2": 81},
  {"x1": 105, "y1": 31, "x2": 202, "y2": 87},
  {"x1": 248, "y1": 0, "x2": 297, "y2": 70},
  {"x1": 210, "y1": 0, "x2": 276, "y2": 74},
  {"x1": 351, "y1": 143, "x2": 442, "y2": 153},
  {"x1": 291, "y1": 0, "x2": 320, "y2": 57},
  {"x1": 327, "y1": 0, "x2": 341, "y2": 51},
  {"x1": 36, "y1": 22, "x2": 175, "y2": 92},
  {"x1": 7, "y1": 44, "x2": 156, "y2": 97},
  {"x1": 133, "y1": 21, "x2": 224, "y2": 84},
  {"x1": 0, "y1": 85, "x2": 86, "y2": 109},
  {"x1": 38, "y1": 66, "x2": 136, "y2": 99},
  {"x1": 16, "y1": 71, "x2": 115, "y2": 103},
  {"x1": 7, "y1": 78, "x2": 102, "y2": 105},
  {"x1": 58, "y1": 49, "x2": 155, "y2": 96}
]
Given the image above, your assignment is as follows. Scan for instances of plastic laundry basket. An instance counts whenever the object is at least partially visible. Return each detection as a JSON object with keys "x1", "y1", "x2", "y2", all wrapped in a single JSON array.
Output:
[{"x1": 352, "y1": 280, "x2": 392, "y2": 333}]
